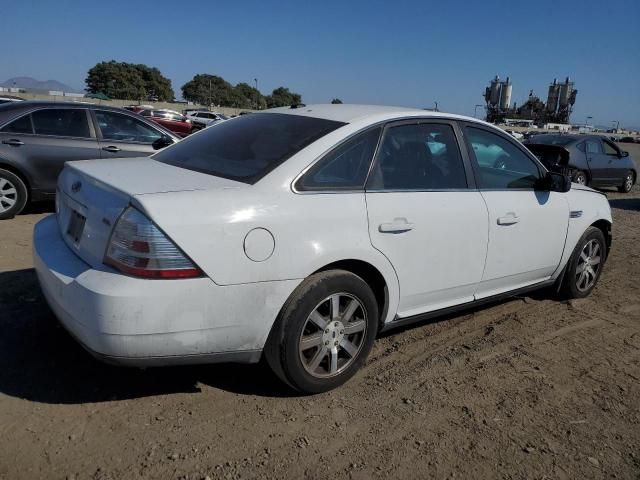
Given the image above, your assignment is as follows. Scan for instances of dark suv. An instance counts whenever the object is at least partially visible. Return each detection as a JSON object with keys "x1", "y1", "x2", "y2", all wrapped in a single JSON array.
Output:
[{"x1": 0, "y1": 101, "x2": 178, "y2": 219}]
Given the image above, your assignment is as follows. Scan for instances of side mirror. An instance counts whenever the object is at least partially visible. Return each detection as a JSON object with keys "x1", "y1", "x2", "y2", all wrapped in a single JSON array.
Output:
[
  {"x1": 536, "y1": 171, "x2": 571, "y2": 192},
  {"x1": 152, "y1": 135, "x2": 174, "y2": 150},
  {"x1": 620, "y1": 151, "x2": 629, "y2": 158}
]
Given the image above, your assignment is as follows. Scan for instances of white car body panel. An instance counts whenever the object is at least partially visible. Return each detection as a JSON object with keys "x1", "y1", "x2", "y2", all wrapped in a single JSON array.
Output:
[
  {"x1": 474, "y1": 190, "x2": 569, "y2": 298},
  {"x1": 32, "y1": 104, "x2": 613, "y2": 366},
  {"x1": 366, "y1": 191, "x2": 488, "y2": 317}
]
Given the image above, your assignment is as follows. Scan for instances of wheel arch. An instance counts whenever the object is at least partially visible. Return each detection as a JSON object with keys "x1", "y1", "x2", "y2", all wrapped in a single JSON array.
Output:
[
  {"x1": 590, "y1": 219, "x2": 612, "y2": 258},
  {"x1": 312, "y1": 259, "x2": 390, "y2": 330},
  {"x1": 0, "y1": 160, "x2": 31, "y2": 200}
]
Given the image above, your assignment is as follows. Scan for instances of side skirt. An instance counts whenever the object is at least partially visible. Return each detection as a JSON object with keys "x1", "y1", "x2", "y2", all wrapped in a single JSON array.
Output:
[{"x1": 380, "y1": 279, "x2": 555, "y2": 333}]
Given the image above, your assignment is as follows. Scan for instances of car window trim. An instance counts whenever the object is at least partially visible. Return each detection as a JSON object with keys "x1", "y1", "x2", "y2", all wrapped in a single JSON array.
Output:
[
  {"x1": 24, "y1": 107, "x2": 96, "y2": 140},
  {"x1": 364, "y1": 118, "x2": 474, "y2": 193},
  {"x1": 0, "y1": 111, "x2": 35, "y2": 135},
  {"x1": 292, "y1": 123, "x2": 384, "y2": 194},
  {"x1": 459, "y1": 121, "x2": 547, "y2": 191},
  {"x1": 91, "y1": 108, "x2": 168, "y2": 145}
]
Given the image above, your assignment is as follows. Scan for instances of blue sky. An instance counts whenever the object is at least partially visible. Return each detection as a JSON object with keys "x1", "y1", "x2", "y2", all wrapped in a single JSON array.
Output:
[{"x1": 2, "y1": 0, "x2": 639, "y2": 127}]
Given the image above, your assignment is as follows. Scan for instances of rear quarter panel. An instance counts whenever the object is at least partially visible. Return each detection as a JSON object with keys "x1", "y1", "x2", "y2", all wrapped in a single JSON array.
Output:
[{"x1": 134, "y1": 188, "x2": 401, "y2": 324}]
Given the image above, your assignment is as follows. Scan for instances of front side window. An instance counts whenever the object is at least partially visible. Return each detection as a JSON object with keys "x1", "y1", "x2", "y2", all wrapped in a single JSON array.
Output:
[
  {"x1": 154, "y1": 113, "x2": 345, "y2": 184},
  {"x1": 1, "y1": 114, "x2": 33, "y2": 134},
  {"x1": 95, "y1": 110, "x2": 163, "y2": 144},
  {"x1": 367, "y1": 123, "x2": 467, "y2": 190},
  {"x1": 31, "y1": 109, "x2": 91, "y2": 138},
  {"x1": 603, "y1": 140, "x2": 618, "y2": 155},
  {"x1": 585, "y1": 140, "x2": 603, "y2": 154},
  {"x1": 296, "y1": 127, "x2": 381, "y2": 190},
  {"x1": 466, "y1": 126, "x2": 541, "y2": 189}
]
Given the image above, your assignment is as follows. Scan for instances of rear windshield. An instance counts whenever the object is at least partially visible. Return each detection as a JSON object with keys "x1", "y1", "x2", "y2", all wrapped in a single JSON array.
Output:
[
  {"x1": 527, "y1": 135, "x2": 574, "y2": 146},
  {"x1": 153, "y1": 113, "x2": 346, "y2": 183}
]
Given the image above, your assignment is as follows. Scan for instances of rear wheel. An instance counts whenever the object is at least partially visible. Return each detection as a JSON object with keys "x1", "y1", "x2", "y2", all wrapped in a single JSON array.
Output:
[
  {"x1": 618, "y1": 171, "x2": 634, "y2": 193},
  {"x1": 561, "y1": 227, "x2": 606, "y2": 299},
  {"x1": 0, "y1": 168, "x2": 28, "y2": 220},
  {"x1": 264, "y1": 270, "x2": 378, "y2": 394},
  {"x1": 573, "y1": 170, "x2": 588, "y2": 186}
]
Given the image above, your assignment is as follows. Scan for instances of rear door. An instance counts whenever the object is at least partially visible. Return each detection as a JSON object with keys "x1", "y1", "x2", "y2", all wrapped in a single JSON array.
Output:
[
  {"x1": 462, "y1": 123, "x2": 568, "y2": 298},
  {"x1": 92, "y1": 109, "x2": 170, "y2": 158},
  {"x1": 2, "y1": 108, "x2": 100, "y2": 193},
  {"x1": 365, "y1": 120, "x2": 489, "y2": 317}
]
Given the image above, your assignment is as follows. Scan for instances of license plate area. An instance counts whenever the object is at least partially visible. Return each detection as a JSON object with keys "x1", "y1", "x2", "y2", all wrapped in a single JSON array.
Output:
[{"x1": 66, "y1": 210, "x2": 86, "y2": 244}]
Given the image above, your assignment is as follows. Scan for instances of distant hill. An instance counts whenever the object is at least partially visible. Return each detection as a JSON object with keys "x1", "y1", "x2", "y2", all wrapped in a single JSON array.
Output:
[{"x1": 1, "y1": 76, "x2": 77, "y2": 92}]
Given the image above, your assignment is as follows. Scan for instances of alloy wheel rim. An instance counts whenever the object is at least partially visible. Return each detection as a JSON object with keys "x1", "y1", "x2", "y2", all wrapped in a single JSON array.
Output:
[
  {"x1": 625, "y1": 174, "x2": 633, "y2": 191},
  {"x1": 575, "y1": 239, "x2": 601, "y2": 292},
  {"x1": 576, "y1": 174, "x2": 586, "y2": 185},
  {"x1": 0, "y1": 178, "x2": 18, "y2": 213},
  {"x1": 298, "y1": 293, "x2": 367, "y2": 378}
]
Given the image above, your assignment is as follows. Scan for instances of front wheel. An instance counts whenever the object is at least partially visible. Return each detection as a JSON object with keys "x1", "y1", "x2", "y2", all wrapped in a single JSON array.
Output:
[
  {"x1": 0, "y1": 168, "x2": 28, "y2": 220},
  {"x1": 573, "y1": 170, "x2": 588, "y2": 186},
  {"x1": 264, "y1": 270, "x2": 378, "y2": 394},
  {"x1": 618, "y1": 171, "x2": 634, "y2": 193},
  {"x1": 561, "y1": 227, "x2": 606, "y2": 299}
]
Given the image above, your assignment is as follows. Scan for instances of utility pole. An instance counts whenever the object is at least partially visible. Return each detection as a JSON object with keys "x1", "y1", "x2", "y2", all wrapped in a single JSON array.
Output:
[
  {"x1": 434, "y1": 101, "x2": 439, "y2": 112},
  {"x1": 209, "y1": 78, "x2": 212, "y2": 108},
  {"x1": 254, "y1": 78, "x2": 259, "y2": 110}
]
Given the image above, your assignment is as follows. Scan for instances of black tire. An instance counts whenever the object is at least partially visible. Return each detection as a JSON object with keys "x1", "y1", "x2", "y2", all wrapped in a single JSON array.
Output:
[
  {"x1": 618, "y1": 170, "x2": 634, "y2": 193},
  {"x1": 560, "y1": 226, "x2": 606, "y2": 299},
  {"x1": 264, "y1": 270, "x2": 379, "y2": 394},
  {"x1": 573, "y1": 170, "x2": 588, "y2": 186},
  {"x1": 0, "y1": 168, "x2": 28, "y2": 220}
]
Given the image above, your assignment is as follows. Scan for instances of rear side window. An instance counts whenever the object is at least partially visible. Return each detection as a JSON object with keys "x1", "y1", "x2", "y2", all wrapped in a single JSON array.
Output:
[
  {"x1": 1, "y1": 114, "x2": 33, "y2": 134},
  {"x1": 297, "y1": 127, "x2": 381, "y2": 191},
  {"x1": 466, "y1": 126, "x2": 541, "y2": 189},
  {"x1": 367, "y1": 123, "x2": 467, "y2": 190},
  {"x1": 154, "y1": 113, "x2": 346, "y2": 184},
  {"x1": 32, "y1": 109, "x2": 91, "y2": 138}
]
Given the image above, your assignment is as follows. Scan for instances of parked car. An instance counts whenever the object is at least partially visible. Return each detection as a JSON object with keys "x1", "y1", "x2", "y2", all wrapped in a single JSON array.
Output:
[
  {"x1": 619, "y1": 136, "x2": 639, "y2": 144},
  {"x1": 0, "y1": 101, "x2": 178, "y2": 219},
  {"x1": 139, "y1": 109, "x2": 193, "y2": 137},
  {"x1": 504, "y1": 129, "x2": 524, "y2": 140},
  {"x1": 0, "y1": 95, "x2": 24, "y2": 105},
  {"x1": 34, "y1": 105, "x2": 612, "y2": 393},
  {"x1": 524, "y1": 134, "x2": 636, "y2": 193},
  {"x1": 186, "y1": 111, "x2": 229, "y2": 130}
]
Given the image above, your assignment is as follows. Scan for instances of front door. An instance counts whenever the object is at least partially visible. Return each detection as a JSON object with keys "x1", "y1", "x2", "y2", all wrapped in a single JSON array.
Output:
[
  {"x1": 365, "y1": 121, "x2": 489, "y2": 317},
  {"x1": 92, "y1": 110, "x2": 168, "y2": 158},
  {"x1": 462, "y1": 124, "x2": 569, "y2": 298}
]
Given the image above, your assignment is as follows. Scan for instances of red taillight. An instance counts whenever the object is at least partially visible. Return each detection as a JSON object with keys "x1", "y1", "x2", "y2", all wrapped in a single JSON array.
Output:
[{"x1": 104, "y1": 207, "x2": 202, "y2": 279}]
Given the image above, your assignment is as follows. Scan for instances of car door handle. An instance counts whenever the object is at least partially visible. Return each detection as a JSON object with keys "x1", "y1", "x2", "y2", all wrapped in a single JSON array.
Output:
[
  {"x1": 2, "y1": 139, "x2": 24, "y2": 146},
  {"x1": 379, "y1": 218, "x2": 414, "y2": 233},
  {"x1": 102, "y1": 145, "x2": 121, "y2": 152},
  {"x1": 497, "y1": 214, "x2": 520, "y2": 225}
]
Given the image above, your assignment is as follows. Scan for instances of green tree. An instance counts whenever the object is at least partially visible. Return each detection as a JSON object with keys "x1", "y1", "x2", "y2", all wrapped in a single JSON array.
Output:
[
  {"x1": 232, "y1": 82, "x2": 266, "y2": 109},
  {"x1": 331, "y1": 98, "x2": 343, "y2": 104},
  {"x1": 181, "y1": 74, "x2": 234, "y2": 106},
  {"x1": 265, "y1": 87, "x2": 303, "y2": 108},
  {"x1": 85, "y1": 60, "x2": 174, "y2": 101}
]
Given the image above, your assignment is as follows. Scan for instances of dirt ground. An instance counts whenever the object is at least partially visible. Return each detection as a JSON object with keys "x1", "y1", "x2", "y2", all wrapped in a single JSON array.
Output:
[{"x1": 1, "y1": 148, "x2": 639, "y2": 479}]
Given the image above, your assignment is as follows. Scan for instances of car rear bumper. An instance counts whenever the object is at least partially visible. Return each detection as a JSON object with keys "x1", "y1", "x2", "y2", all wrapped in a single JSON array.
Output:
[{"x1": 33, "y1": 215, "x2": 299, "y2": 367}]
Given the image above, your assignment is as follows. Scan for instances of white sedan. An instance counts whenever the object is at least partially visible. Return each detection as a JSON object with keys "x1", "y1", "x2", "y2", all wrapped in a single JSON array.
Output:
[{"x1": 33, "y1": 104, "x2": 612, "y2": 393}]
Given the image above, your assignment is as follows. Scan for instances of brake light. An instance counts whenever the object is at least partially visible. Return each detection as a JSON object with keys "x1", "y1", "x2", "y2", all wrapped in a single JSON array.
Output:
[{"x1": 104, "y1": 207, "x2": 202, "y2": 279}]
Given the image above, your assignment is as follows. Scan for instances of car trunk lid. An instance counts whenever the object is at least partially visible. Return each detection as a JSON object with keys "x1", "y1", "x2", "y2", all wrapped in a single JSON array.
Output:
[{"x1": 57, "y1": 157, "x2": 244, "y2": 269}]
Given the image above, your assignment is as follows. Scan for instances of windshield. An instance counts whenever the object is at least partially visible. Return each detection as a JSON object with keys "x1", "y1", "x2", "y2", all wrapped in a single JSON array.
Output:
[{"x1": 153, "y1": 113, "x2": 346, "y2": 183}]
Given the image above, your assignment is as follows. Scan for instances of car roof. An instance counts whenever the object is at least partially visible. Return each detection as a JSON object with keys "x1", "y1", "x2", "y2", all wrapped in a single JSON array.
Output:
[{"x1": 262, "y1": 103, "x2": 491, "y2": 126}]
